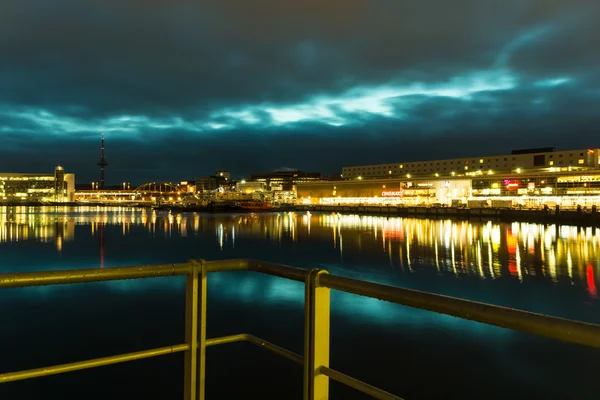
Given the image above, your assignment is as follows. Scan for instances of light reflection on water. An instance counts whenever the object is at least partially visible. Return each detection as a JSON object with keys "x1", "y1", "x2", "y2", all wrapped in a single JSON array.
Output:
[
  {"x1": 1, "y1": 206, "x2": 598, "y2": 299},
  {"x1": 1, "y1": 206, "x2": 599, "y2": 327},
  {"x1": 1, "y1": 207, "x2": 599, "y2": 399}
]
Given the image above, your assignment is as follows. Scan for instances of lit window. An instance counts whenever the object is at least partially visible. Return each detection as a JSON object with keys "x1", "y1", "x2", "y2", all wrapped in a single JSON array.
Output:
[
  {"x1": 549, "y1": 161, "x2": 554, "y2": 166},
  {"x1": 479, "y1": 159, "x2": 483, "y2": 163},
  {"x1": 578, "y1": 159, "x2": 585, "y2": 164}
]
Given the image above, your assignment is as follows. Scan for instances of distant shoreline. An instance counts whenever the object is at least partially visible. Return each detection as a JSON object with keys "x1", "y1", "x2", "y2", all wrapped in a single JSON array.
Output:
[{"x1": 1, "y1": 202, "x2": 598, "y2": 227}]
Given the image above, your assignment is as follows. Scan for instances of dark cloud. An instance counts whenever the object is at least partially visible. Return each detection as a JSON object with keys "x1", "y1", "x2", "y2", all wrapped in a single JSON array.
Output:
[{"x1": 0, "y1": 0, "x2": 599, "y2": 184}]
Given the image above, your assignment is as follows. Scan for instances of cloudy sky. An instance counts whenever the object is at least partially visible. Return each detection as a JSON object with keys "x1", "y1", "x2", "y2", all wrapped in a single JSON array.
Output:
[{"x1": 1, "y1": 0, "x2": 599, "y2": 184}]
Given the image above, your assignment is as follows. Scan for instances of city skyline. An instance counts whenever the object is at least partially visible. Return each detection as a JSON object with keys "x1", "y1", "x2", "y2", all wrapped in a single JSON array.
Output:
[{"x1": 1, "y1": 0, "x2": 599, "y2": 183}]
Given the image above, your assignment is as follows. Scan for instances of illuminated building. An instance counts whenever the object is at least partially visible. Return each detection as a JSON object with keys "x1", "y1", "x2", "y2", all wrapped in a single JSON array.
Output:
[
  {"x1": 178, "y1": 181, "x2": 196, "y2": 193},
  {"x1": 64, "y1": 172, "x2": 76, "y2": 202},
  {"x1": 54, "y1": 165, "x2": 65, "y2": 201},
  {"x1": 75, "y1": 182, "x2": 185, "y2": 203},
  {"x1": 249, "y1": 170, "x2": 325, "y2": 191},
  {"x1": 0, "y1": 166, "x2": 75, "y2": 202},
  {"x1": 342, "y1": 147, "x2": 599, "y2": 179},
  {"x1": 297, "y1": 178, "x2": 471, "y2": 206},
  {"x1": 237, "y1": 181, "x2": 266, "y2": 194},
  {"x1": 299, "y1": 147, "x2": 600, "y2": 208},
  {"x1": 195, "y1": 171, "x2": 231, "y2": 193},
  {"x1": 298, "y1": 170, "x2": 600, "y2": 208}
]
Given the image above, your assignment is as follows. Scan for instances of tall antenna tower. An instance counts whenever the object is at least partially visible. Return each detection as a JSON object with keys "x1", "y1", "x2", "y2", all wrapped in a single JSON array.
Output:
[{"x1": 97, "y1": 133, "x2": 108, "y2": 189}]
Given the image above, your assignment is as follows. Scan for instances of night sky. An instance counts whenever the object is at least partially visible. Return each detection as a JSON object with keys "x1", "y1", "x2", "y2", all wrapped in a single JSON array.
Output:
[{"x1": 1, "y1": 0, "x2": 599, "y2": 184}]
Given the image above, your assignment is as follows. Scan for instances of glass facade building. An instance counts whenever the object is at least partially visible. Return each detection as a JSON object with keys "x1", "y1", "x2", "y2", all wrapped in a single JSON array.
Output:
[{"x1": 0, "y1": 167, "x2": 75, "y2": 202}]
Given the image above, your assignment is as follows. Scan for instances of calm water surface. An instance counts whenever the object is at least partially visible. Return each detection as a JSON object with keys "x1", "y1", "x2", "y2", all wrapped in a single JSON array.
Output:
[{"x1": 0, "y1": 206, "x2": 599, "y2": 399}]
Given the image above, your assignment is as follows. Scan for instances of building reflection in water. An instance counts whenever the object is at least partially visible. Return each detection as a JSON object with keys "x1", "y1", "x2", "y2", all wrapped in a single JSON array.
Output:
[
  {"x1": 313, "y1": 214, "x2": 599, "y2": 296},
  {"x1": 0, "y1": 206, "x2": 598, "y2": 298},
  {"x1": 0, "y1": 206, "x2": 75, "y2": 251}
]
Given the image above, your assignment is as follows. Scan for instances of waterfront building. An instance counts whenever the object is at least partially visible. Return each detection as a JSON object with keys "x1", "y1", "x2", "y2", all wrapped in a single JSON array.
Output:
[
  {"x1": 0, "y1": 166, "x2": 75, "y2": 202},
  {"x1": 75, "y1": 182, "x2": 187, "y2": 204},
  {"x1": 249, "y1": 170, "x2": 325, "y2": 191},
  {"x1": 309, "y1": 147, "x2": 600, "y2": 208},
  {"x1": 74, "y1": 189, "x2": 137, "y2": 203},
  {"x1": 236, "y1": 181, "x2": 266, "y2": 194},
  {"x1": 342, "y1": 147, "x2": 599, "y2": 179},
  {"x1": 297, "y1": 177, "x2": 471, "y2": 206},
  {"x1": 177, "y1": 181, "x2": 196, "y2": 193},
  {"x1": 64, "y1": 173, "x2": 76, "y2": 202},
  {"x1": 195, "y1": 171, "x2": 231, "y2": 193},
  {"x1": 298, "y1": 151, "x2": 600, "y2": 209}
]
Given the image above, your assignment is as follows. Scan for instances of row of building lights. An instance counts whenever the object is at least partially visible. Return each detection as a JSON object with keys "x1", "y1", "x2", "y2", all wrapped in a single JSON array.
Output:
[
  {"x1": 353, "y1": 169, "x2": 520, "y2": 181},
  {"x1": 91, "y1": 182, "x2": 132, "y2": 190},
  {"x1": 350, "y1": 164, "x2": 589, "y2": 181}
]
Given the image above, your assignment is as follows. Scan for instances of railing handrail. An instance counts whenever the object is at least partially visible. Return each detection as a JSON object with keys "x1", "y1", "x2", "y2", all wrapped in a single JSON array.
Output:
[
  {"x1": 1, "y1": 258, "x2": 600, "y2": 399},
  {"x1": 2, "y1": 259, "x2": 599, "y2": 348}
]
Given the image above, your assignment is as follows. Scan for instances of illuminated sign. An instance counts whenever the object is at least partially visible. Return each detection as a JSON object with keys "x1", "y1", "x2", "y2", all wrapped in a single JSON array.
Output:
[
  {"x1": 381, "y1": 191, "x2": 403, "y2": 197},
  {"x1": 417, "y1": 183, "x2": 433, "y2": 187},
  {"x1": 504, "y1": 179, "x2": 519, "y2": 189}
]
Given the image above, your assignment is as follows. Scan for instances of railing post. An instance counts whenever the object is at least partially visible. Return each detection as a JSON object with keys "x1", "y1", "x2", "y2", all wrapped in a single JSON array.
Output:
[
  {"x1": 304, "y1": 269, "x2": 330, "y2": 400},
  {"x1": 184, "y1": 260, "x2": 207, "y2": 400}
]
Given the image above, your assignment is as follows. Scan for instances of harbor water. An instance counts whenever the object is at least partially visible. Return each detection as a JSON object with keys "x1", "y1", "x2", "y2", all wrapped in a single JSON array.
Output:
[{"x1": 0, "y1": 206, "x2": 599, "y2": 399}]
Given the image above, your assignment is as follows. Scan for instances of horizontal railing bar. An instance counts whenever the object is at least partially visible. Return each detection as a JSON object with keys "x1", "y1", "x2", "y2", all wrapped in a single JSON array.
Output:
[
  {"x1": 0, "y1": 343, "x2": 189, "y2": 383},
  {"x1": 207, "y1": 334, "x2": 402, "y2": 399},
  {"x1": 319, "y1": 274, "x2": 600, "y2": 349},
  {"x1": 0, "y1": 259, "x2": 252, "y2": 289},
  {"x1": 319, "y1": 366, "x2": 404, "y2": 400},
  {"x1": 247, "y1": 260, "x2": 310, "y2": 282},
  {"x1": 0, "y1": 259, "x2": 310, "y2": 290},
  {"x1": 206, "y1": 333, "x2": 304, "y2": 365},
  {"x1": 245, "y1": 335, "x2": 304, "y2": 365},
  {"x1": 206, "y1": 334, "x2": 248, "y2": 347},
  {"x1": 205, "y1": 259, "x2": 251, "y2": 273},
  {"x1": 3, "y1": 257, "x2": 600, "y2": 400},
  {"x1": 0, "y1": 264, "x2": 192, "y2": 289}
]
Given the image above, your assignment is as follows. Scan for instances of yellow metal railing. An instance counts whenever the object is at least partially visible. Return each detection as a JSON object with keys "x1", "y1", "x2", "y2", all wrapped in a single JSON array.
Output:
[{"x1": 2, "y1": 259, "x2": 600, "y2": 400}]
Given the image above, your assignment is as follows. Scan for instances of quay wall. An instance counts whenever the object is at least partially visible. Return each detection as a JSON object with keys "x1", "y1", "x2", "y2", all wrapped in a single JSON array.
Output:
[{"x1": 292, "y1": 205, "x2": 600, "y2": 226}]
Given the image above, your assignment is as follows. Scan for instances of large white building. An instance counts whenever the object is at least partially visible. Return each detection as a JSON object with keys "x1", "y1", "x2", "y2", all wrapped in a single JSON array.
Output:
[
  {"x1": 342, "y1": 147, "x2": 600, "y2": 179},
  {"x1": 293, "y1": 147, "x2": 600, "y2": 209},
  {"x1": 0, "y1": 166, "x2": 75, "y2": 202}
]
